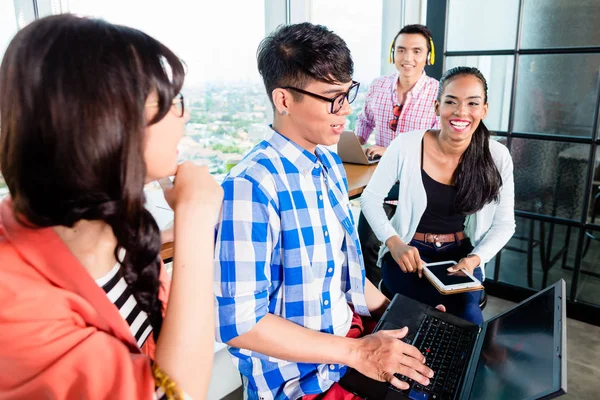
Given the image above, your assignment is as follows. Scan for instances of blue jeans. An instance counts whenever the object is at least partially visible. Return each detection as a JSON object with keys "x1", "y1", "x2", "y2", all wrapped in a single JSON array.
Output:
[{"x1": 381, "y1": 238, "x2": 484, "y2": 325}]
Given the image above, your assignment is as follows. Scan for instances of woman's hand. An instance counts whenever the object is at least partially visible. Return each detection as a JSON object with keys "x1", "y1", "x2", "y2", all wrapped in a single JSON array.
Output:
[
  {"x1": 160, "y1": 162, "x2": 223, "y2": 216},
  {"x1": 447, "y1": 254, "x2": 481, "y2": 275},
  {"x1": 386, "y1": 236, "x2": 425, "y2": 277}
]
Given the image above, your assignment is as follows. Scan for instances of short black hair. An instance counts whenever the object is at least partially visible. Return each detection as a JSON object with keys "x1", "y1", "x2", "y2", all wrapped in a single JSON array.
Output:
[
  {"x1": 393, "y1": 24, "x2": 433, "y2": 52},
  {"x1": 257, "y1": 22, "x2": 353, "y2": 108}
]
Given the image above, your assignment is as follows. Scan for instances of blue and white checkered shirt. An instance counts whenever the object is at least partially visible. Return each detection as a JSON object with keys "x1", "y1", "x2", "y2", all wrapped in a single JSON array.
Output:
[{"x1": 214, "y1": 128, "x2": 370, "y2": 400}]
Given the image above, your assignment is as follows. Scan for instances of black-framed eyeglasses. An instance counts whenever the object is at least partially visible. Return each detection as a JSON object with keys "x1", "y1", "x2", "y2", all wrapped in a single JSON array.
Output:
[
  {"x1": 281, "y1": 81, "x2": 360, "y2": 114},
  {"x1": 145, "y1": 93, "x2": 185, "y2": 117}
]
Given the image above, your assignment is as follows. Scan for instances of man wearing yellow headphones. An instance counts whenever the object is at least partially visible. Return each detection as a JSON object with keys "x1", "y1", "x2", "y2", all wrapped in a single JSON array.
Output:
[{"x1": 356, "y1": 24, "x2": 440, "y2": 285}]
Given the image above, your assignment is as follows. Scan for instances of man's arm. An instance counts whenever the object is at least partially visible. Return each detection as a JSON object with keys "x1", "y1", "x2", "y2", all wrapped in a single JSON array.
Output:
[
  {"x1": 364, "y1": 278, "x2": 390, "y2": 319},
  {"x1": 355, "y1": 83, "x2": 376, "y2": 145},
  {"x1": 228, "y1": 313, "x2": 434, "y2": 390}
]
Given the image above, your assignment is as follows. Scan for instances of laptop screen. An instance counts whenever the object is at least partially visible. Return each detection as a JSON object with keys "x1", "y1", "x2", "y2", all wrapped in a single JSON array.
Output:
[{"x1": 469, "y1": 286, "x2": 558, "y2": 400}]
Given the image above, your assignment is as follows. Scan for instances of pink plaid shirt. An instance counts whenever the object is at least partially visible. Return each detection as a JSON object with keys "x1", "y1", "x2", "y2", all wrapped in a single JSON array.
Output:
[{"x1": 356, "y1": 72, "x2": 439, "y2": 147}]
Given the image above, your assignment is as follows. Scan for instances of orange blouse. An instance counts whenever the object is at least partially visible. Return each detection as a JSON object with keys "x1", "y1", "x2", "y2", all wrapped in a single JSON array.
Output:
[{"x1": 0, "y1": 198, "x2": 170, "y2": 399}]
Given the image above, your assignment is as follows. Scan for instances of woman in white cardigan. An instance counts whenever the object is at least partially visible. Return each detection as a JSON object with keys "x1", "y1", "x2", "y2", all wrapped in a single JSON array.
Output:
[{"x1": 360, "y1": 67, "x2": 515, "y2": 325}]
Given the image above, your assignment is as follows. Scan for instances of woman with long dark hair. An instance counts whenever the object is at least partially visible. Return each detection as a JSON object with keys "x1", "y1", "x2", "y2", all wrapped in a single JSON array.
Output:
[
  {"x1": 361, "y1": 66, "x2": 515, "y2": 325},
  {"x1": 0, "y1": 14, "x2": 222, "y2": 399}
]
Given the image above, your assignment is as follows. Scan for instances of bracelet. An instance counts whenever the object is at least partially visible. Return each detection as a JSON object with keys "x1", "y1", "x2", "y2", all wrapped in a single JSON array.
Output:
[{"x1": 152, "y1": 361, "x2": 185, "y2": 400}]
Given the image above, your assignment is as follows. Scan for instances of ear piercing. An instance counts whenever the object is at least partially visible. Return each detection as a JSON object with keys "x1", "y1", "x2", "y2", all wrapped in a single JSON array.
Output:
[{"x1": 281, "y1": 110, "x2": 287, "y2": 116}]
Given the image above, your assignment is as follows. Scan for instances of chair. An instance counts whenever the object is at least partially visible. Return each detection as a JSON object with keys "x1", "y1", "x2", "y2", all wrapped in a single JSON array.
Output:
[
  {"x1": 493, "y1": 219, "x2": 547, "y2": 288},
  {"x1": 378, "y1": 279, "x2": 487, "y2": 310},
  {"x1": 583, "y1": 186, "x2": 600, "y2": 257}
]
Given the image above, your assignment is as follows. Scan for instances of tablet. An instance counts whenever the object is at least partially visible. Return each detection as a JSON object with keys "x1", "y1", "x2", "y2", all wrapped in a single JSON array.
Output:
[{"x1": 423, "y1": 260, "x2": 483, "y2": 295}]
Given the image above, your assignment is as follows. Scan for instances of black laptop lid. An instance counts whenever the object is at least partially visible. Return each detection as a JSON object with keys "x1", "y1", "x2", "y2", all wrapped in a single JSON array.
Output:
[{"x1": 467, "y1": 281, "x2": 566, "y2": 400}]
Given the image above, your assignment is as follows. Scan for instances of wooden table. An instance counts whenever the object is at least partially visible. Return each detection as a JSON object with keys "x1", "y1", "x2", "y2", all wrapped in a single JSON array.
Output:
[
  {"x1": 160, "y1": 242, "x2": 174, "y2": 262},
  {"x1": 344, "y1": 163, "x2": 378, "y2": 199},
  {"x1": 160, "y1": 163, "x2": 378, "y2": 262}
]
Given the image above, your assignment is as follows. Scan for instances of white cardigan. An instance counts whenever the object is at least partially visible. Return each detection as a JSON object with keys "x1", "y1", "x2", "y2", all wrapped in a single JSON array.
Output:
[{"x1": 360, "y1": 130, "x2": 516, "y2": 280}]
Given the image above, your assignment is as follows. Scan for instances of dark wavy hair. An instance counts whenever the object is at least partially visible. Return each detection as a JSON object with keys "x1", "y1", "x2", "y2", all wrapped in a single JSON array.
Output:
[
  {"x1": 257, "y1": 22, "x2": 353, "y2": 108},
  {"x1": 437, "y1": 66, "x2": 502, "y2": 214},
  {"x1": 0, "y1": 14, "x2": 185, "y2": 340}
]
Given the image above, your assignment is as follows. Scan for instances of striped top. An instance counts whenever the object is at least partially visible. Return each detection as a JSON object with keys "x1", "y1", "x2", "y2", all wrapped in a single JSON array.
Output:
[
  {"x1": 96, "y1": 263, "x2": 153, "y2": 348},
  {"x1": 97, "y1": 264, "x2": 175, "y2": 400}
]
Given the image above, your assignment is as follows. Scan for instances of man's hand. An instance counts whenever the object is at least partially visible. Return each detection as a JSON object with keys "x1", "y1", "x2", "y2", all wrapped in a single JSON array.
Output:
[
  {"x1": 349, "y1": 327, "x2": 434, "y2": 390},
  {"x1": 364, "y1": 145, "x2": 386, "y2": 160}
]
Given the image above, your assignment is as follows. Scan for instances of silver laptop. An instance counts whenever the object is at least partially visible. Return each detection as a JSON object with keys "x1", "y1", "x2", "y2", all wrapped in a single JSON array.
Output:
[{"x1": 337, "y1": 131, "x2": 380, "y2": 165}]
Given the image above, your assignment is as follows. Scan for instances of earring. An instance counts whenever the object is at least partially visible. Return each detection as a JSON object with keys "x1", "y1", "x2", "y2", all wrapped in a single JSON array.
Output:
[{"x1": 281, "y1": 110, "x2": 287, "y2": 116}]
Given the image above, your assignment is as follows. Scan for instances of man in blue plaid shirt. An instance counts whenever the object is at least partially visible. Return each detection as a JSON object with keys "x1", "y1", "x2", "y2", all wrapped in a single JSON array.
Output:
[{"x1": 214, "y1": 23, "x2": 436, "y2": 400}]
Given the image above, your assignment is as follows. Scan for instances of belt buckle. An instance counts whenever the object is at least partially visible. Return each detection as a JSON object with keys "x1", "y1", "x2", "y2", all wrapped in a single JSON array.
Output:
[{"x1": 433, "y1": 234, "x2": 442, "y2": 248}]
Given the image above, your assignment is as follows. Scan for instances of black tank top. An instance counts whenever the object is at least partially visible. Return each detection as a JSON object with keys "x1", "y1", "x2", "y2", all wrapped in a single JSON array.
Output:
[{"x1": 415, "y1": 140, "x2": 465, "y2": 234}]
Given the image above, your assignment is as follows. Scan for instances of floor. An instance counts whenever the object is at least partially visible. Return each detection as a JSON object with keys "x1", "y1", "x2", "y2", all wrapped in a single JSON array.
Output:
[
  {"x1": 219, "y1": 295, "x2": 600, "y2": 400},
  {"x1": 482, "y1": 296, "x2": 600, "y2": 400}
]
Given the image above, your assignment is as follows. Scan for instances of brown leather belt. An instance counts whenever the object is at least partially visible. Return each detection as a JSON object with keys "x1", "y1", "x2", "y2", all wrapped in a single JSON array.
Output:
[{"x1": 413, "y1": 231, "x2": 465, "y2": 247}]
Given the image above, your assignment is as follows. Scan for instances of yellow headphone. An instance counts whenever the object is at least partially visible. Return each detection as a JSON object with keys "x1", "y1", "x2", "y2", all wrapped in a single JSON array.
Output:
[{"x1": 389, "y1": 37, "x2": 435, "y2": 66}]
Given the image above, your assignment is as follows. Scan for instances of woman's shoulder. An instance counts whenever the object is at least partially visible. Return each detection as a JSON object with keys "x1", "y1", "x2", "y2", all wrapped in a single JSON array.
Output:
[
  {"x1": 487, "y1": 138, "x2": 513, "y2": 173},
  {"x1": 488, "y1": 138, "x2": 512, "y2": 160}
]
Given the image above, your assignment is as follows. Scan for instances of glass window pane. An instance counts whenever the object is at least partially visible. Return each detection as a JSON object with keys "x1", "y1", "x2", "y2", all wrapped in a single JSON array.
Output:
[
  {"x1": 0, "y1": 0, "x2": 16, "y2": 57},
  {"x1": 67, "y1": 0, "x2": 269, "y2": 176},
  {"x1": 309, "y1": 0, "x2": 383, "y2": 130},
  {"x1": 446, "y1": 0, "x2": 519, "y2": 51},
  {"x1": 0, "y1": 0, "x2": 17, "y2": 198},
  {"x1": 587, "y1": 148, "x2": 600, "y2": 227},
  {"x1": 578, "y1": 226, "x2": 600, "y2": 305},
  {"x1": 445, "y1": 56, "x2": 514, "y2": 132},
  {"x1": 521, "y1": 0, "x2": 600, "y2": 49},
  {"x1": 512, "y1": 138, "x2": 590, "y2": 220},
  {"x1": 487, "y1": 217, "x2": 574, "y2": 294},
  {"x1": 513, "y1": 54, "x2": 600, "y2": 137}
]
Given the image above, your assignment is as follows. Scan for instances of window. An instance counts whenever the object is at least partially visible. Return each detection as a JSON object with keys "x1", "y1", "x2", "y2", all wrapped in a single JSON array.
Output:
[
  {"x1": 521, "y1": 0, "x2": 600, "y2": 49},
  {"x1": 67, "y1": 0, "x2": 270, "y2": 175},
  {"x1": 446, "y1": 0, "x2": 519, "y2": 51},
  {"x1": 0, "y1": 0, "x2": 17, "y2": 57},
  {"x1": 308, "y1": 0, "x2": 383, "y2": 131},
  {"x1": 0, "y1": 0, "x2": 18, "y2": 197},
  {"x1": 513, "y1": 54, "x2": 600, "y2": 137}
]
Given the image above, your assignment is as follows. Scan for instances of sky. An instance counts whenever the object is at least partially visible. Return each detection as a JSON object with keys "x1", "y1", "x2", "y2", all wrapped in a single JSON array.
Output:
[
  {"x1": 64, "y1": 0, "x2": 384, "y2": 86},
  {"x1": 1, "y1": 1, "x2": 385, "y2": 86},
  {"x1": 309, "y1": 0, "x2": 383, "y2": 85},
  {"x1": 0, "y1": 0, "x2": 17, "y2": 57}
]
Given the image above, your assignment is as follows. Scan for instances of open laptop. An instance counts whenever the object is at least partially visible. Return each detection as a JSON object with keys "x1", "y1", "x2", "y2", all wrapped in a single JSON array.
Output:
[
  {"x1": 340, "y1": 280, "x2": 567, "y2": 400},
  {"x1": 337, "y1": 131, "x2": 380, "y2": 165}
]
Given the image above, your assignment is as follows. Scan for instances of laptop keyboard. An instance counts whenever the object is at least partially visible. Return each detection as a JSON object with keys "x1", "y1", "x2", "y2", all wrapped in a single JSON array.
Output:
[{"x1": 390, "y1": 315, "x2": 475, "y2": 399}]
